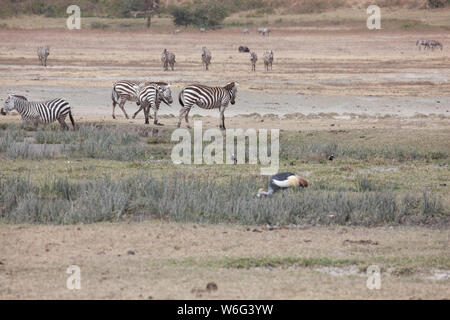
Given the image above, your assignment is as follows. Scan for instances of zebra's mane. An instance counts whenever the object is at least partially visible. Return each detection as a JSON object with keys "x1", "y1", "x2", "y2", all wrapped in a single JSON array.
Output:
[{"x1": 10, "y1": 94, "x2": 28, "y2": 101}]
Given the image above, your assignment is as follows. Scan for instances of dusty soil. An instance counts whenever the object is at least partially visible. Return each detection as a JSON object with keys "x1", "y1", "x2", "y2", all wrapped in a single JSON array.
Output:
[{"x1": 0, "y1": 222, "x2": 449, "y2": 299}]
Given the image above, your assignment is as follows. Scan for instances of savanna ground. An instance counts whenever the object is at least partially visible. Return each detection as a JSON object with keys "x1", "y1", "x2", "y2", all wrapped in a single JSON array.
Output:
[{"x1": 0, "y1": 7, "x2": 449, "y2": 299}]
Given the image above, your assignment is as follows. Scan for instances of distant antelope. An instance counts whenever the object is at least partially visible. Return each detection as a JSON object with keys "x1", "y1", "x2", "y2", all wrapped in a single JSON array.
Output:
[
  {"x1": 263, "y1": 50, "x2": 274, "y2": 71},
  {"x1": 201, "y1": 47, "x2": 212, "y2": 71},
  {"x1": 250, "y1": 52, "x2": 257, "y2": 71},
  {"x1": 161, "y1": 49, "x2": 176, "y2": 71},
  {"x1": 177, "y1": 82, "x2": 239, "y2": 130},
  {"x1": 37, "y1": 46, "x2": 50, "y2": 66}
]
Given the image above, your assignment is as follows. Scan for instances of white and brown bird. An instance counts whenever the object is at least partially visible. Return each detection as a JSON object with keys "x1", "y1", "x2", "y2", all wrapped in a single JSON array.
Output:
[{"x1": 257, "y1": 172, "x2": 308, "y2": 198}]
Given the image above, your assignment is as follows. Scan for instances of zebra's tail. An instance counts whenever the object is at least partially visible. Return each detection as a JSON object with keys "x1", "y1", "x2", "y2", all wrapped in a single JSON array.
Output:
[
  {"x1": 69, "y1": 110, "x2": 76, "y2": 129},
  {"x1": 111, "y1": 86, "x2": 119, "y2": 107},
  {"x1": 178, "y1": 90, "x2": 184, "y2": 107}
]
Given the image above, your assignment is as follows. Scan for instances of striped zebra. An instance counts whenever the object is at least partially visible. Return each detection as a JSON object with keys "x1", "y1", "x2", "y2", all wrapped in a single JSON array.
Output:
[
  {"x1": 37, "y1": 46, "x2": 50, "y2": 66},
  {"x1": 201, "y1": 47, "x2": 212, "y2": 71},
  {"x1": 111, "y1": 80, "x2": 170, "y2": 120},
  {"x1": 177, "y1": 82, "x2": 239, "y2": 130},
  {"x1": 134, "y1": 83, "x2": 173, "y2": 125},
  {"x1": 161, "y1": 49, "x2": 176, "y2": 71},
  {"x1": 250, "y1": 52, "x2": 257, "y2": 71},
  {"x1": 263, "y1": 50, "x2": 274, "y2": 71},
  {"x1": 416, "y1": 40, "x2": 429, "y2": 50},
  {"x1": 428, "y1": 40, "x2": 443, "y2": 51},
  {"x1": 1, "y1": 94, "x2": 75, "y2": 130}
]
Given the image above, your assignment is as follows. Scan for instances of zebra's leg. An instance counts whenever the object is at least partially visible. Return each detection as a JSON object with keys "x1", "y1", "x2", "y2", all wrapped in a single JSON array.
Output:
[
  {"x1": 112, "y1": 99, "x2": 117, "y2": 119},
  {"x1": 143, "y1": 104, "x2": 150, "y2": 124},
  {"x1": 177, "y1": 107, "x2": 191, "y2": 128},
  {"x1": 118, "y1": 99, "x2": 129, "y2": 119},
  {"x1": 219, "y1": 105, "x2": 226, "y2": 130},
  {"x1": 58, "y1": 118, "x2": 69, "y2": 131},
  {"x1": 132, "y1": 105, "x2": 143, "y2": 119}
]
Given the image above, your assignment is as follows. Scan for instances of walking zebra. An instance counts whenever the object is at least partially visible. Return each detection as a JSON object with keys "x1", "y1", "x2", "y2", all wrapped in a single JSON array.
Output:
[
  {"x1": 201, "y1": 47, "x2": 212, "y2": 71},
  {"x1": 37, "y1": 46, "x2": 50, "y2": 66},
  {"x1": 416, "y1": 40, "x2": 430, "y2": 50},
  {"x1": 161, "y1": 49, "x2": 176, "y2": 71},
  {"x1": 250, "y1": 52, "x2": 257, "y2": 71},
  {"x1": 111, "y1": 80, "x2": 170, "y2": 120},
  {"x1": 134, "y1": 83, "x2": 173, "y2": 125},
  {"x1": 177, "y1": 82, "x2": 239, "y2": 130},
  {"x1": 1, "y1": 94, "x2": 75, "y2": 130},
  {"x1": 263, "y1": 50, "x2": 274, "y2": 71}
]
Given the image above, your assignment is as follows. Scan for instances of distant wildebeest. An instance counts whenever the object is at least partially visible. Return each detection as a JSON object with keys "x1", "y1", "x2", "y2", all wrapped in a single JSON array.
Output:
[
  {"x1": 428, "y1": 40, "x2": 443, "y2": 51},
  {"x1": 238, "y1": 46, "x2": 250, "y2": 53},
  {"x1": 161, "y1": 49, "x2": 176, "y2": 71},
  {"x1": 250, "y1": 52, "x2": 257, "y2": 71},
  {"x1": 1, "y1": 94, "x2": 75, "y2": 130},
  {"x1": 263, "y1": 51, "x2": 274, "y2": 71},
  {"x1": 258, "y1": 27, "x2": 270, "y2": 36},
  {"x1": 37, "y1": 46, "x2": 50, "y2": 66},
  {"x1": 201, "y1": 47, "x2": 212, "y2": 71},
  {"x1": 241, "y1": 28, "x2": 250, "y2": 34},
  {"x1": 134, "y1": 83, "x2": 173, "y2": 125},
  {"x1": 177, "y1": 82, "x2": 239, "y2": 130}
]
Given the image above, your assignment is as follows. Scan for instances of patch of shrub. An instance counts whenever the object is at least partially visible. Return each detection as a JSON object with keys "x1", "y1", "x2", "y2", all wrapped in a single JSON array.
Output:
[{"x1": 169, "y1": 0, "x2": 228, "y2": 28}]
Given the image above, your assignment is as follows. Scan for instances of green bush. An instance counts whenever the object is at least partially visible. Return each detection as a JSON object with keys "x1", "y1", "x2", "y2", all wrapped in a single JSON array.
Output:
[{"x1": 169, "y1": 0, "x2": 228, "y2": 28}]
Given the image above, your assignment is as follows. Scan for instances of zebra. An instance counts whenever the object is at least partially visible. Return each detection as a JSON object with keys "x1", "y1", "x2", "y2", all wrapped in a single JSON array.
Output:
[
  {"x1": 37, "y1": 46, "x2": 50, "y2": 66},
  {"x1": 416, "y1": 40, "x2": 429, "y2": 50},
  {"x1": 1, "y1": 94, "x2": 75, "y2": 130},
  {"x1": 263, "y1": 50, "x2": 274, "y2": 71},
  {"x1": 201, "y1": 47, "x2": 212, "y2": 71},
  {"x1": 177, "y1": 82, "x2": 239, "y2": 130},
  {"x1": 161, "y1": 49, "x2": 176, "y2": 71},
  {"x1": 111, "y1": 80, "x2": 170, "y2": 120},
  {"x1": 241, "y1": 28, "x2": 250, "y2": 34},
  {"x1": 250, "y1": 52, "x2": 257, "y2": 71},
  {"x1": 133, "y1": 83, "x2": 173, "y2": 125},
  {"x1": 200, "y1": 27, "x2": 206, "y2": 33},
  {"x1": 173, "y1": 29, "x2": 180, "y2": 35},
  {"x1": 258, "y1": 28, "x2": 270, "y2": 36},
  {"x1": 428, "y1": 40, "x2": 443, "y2": 51}
]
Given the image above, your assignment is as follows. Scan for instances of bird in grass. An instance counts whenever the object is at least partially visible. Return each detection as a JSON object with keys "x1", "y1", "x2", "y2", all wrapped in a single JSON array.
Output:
[
  {"x1": 257, "y1": 172, "x2": 308, "y2": 198},
  {"x1": 328, "y1": 153, "x2": 334, "y2": 161}
]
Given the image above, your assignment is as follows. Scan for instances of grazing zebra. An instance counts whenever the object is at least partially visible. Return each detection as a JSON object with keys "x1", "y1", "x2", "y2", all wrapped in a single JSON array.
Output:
[
  {"x1": 37, "y1": 46, "x2": 50, "y2": 66},
  {"x1": 257, "y1": 172, "x2": 308, "y2": 198},
  {"x1": 161, "y1": 49, "x2": 176, "y2": 71},
  {"x1": 200, "y1": 27, "x2": 206, "y2": 33},
  {"x1": 241, "y1": 28, "x2": 250, "y2": 34},
  {"x1": 1, "y1": 94, "x2": 75, "y2": 130},
  {"x1": 428, "y1": 40, "x2": 443, "y2": 51},
  {"x1": 177, "y1": 82, "x2": 239, "y2": 130},
  {"x1": 263, "y1": 50, "x2": 274, "y2": 71},
  {"x1": 201, "y1": 47, "x2": 212, "y2": 71},
  {"x1": 250, "y1": 52, "x2": 257, "y2": 71},
  {"x1": 134, "y1": 83, "x2": 173, "y2": 125}
]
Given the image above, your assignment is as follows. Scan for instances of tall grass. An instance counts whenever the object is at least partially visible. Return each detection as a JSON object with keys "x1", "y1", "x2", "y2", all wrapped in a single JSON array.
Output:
[{"x1": 0, "y1": 174, "x2": 446, "y2": 226}]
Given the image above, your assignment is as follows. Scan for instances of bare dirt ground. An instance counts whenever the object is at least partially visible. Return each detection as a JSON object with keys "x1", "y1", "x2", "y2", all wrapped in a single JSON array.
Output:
[
  {"x1": 0, "y1": 222, "x2": 449, "y2": 299},
  {"x1": 0, "y1": 24, "x2": 449, "y2": 299}
]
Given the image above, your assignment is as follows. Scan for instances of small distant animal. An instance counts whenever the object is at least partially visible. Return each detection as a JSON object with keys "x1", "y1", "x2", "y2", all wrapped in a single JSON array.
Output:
[
  {"x1": 173, "y1": 29, "x2": 180, "y2": 35},
  {"x1": 161, "y1": 49, "x2": 176, "y2": 71},
  {"x1": 1, "y1": 94, "x2": 75, "y2": 130},
  {"x1": 328, "y1": 154, "x2": 334, "y2": 161},
  {"x1": 201, "y1": 47, "x2": 212, "y2": 71},
  {"x1": 250, "y1": 52, "x2": 257, "y2": 71},
  {"x1": 241, "y1": 28, "x2": 250, "y2": 34},
  {"x1": 37, "y1": 46, "x2": 50, "y2": 66},
  {"x1": 263, "y1": 50, "x2": 274, "y2": 71},
  {"x1": 177, "y1": 82, "x2": 239, "y2": 130},
  {"x1": 416, "y1": 39, "x2": 429, "y2": 50},
  {"x1": 258, "y1": 27, "x2": 270, "y2": 36},
  {"x1": 257, "y1": 172, "x2": 308, "y2": 198},
  {"x1": 238, "y1": 46, "x2": 250, "y2": 53},
  {"x1": 200, "y1": 27, "x2": 206, "y2": 33},
  {"x1": 428, "y1": 40, "x2": 443, "y2": 51}
]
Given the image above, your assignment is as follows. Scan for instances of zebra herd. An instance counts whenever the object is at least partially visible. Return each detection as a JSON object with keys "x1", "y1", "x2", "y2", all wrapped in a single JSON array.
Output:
[{"x1": 416, "y1": 39, "x2": 443, "y2": 51}]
